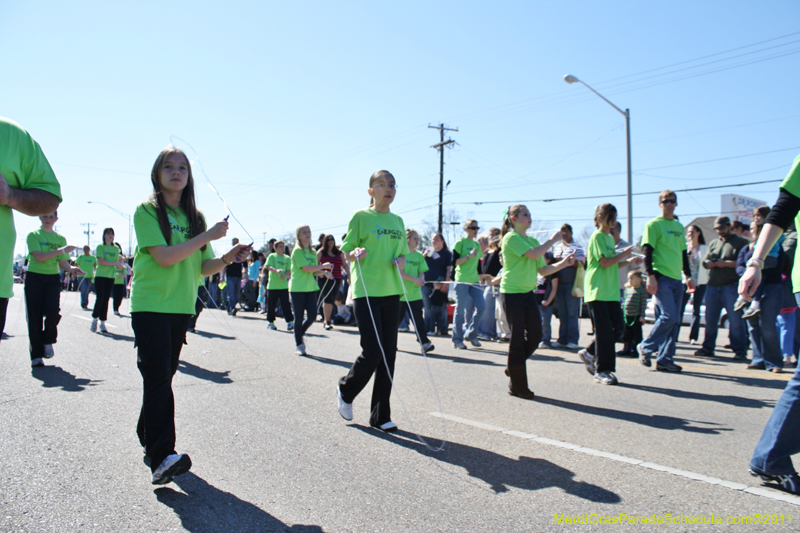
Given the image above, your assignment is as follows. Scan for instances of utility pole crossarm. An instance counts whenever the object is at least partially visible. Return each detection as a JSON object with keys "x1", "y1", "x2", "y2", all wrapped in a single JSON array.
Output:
[{"x1": 430, "y1": 140, "x2": 456, "y2": 149}]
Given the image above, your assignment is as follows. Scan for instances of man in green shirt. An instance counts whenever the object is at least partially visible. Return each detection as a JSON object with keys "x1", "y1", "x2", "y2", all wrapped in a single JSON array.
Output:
[
  {"x1": 0, "y1": 118, "x2": 62, "y2": 344},
  {"x1": 75, "y1": 245, "x2": 97, "y2": 309}
]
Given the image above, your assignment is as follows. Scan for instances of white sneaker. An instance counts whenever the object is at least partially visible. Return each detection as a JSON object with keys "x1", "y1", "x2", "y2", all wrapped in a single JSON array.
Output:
[
  {"x1": 43, "y1": 344, "x2": 55, "y2": 359},
  {"x1": 398, "y1": 326, "x2": 410, "y2": 333},
  {"x1": 594, "y1": 372, "x2": 617, "y2": 385},
  {"x1": 90, "y1": 318, "x2": 98, "y2": 332},
  {"x1": 99, "y1": 321, "x2": 108, "y2": 333},
  {"x1": 578, "y1": 349, "x2": 596, "y2": 375},
  {"x1": 453, "y1": 341, "x2": 468, "y2": 349},
  {"x1": 295, "y1": 344, "x2": 307, "y2": 356},
  {"x1": 565, "y1": 343, "x2": 581, "y2": 350},
  {"x1": 374, "y1": 421, "x2": 398, "y2": 432},
  {"x1": 337, "y1": 387, "x2": 353, "y2": 420},
  {"x1": 421, "y1": 341, "x2": 434, "y2": 352},
  {"x1": 151, "y1": 453, "x2": 192, "y2": 485}
]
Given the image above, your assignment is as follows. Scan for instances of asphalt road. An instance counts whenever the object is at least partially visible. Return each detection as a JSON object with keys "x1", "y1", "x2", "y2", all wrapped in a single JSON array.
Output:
[{"x1": 1, "y1": 285, "x2": 799, "y2": 532}]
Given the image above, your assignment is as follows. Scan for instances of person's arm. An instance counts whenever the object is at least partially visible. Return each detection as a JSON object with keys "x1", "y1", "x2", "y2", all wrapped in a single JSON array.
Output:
[
  {"x1": 539, "y1": 254, "x2": 575, "y2": 276},
  {"x1": 341, "y1": 252, "x2": 351, "y2": 279},
  {"x1": 735, "y1": 246, "x2": 749, "y2": 277},
  {"x1": 58, "y1": 258, "x2": 82, "y2": 274},
  {"x1": 147, "y1": 220, "x2": 230, "y2": 268},
  {"x1": 201, "y1": 245, "x2": 251, "y2": 277},
  {"x1": 642, "y1": 244, "x2": 660, "y2": 295},
  {"x1": 32, "y1": 245, "x2": 76, "y2": 262},
  {"x1": 0, "y1": 175, "x2": 60, "y2": 217},
  {"x1": 599, "y1": 245, "x2": 633, "y2": 269},
  {"x1": 523, "y1": 231, "x2": 563, "y2": 260},
  {"x1": 303, "y1": 263, "x2": 331, "y2": 273},
  {"x1": 543, "y1": 277, "x2": 558, "y2": 306}
]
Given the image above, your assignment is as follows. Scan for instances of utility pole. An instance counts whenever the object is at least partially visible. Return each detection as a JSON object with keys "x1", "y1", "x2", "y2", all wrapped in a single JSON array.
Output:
[
  {"x1": 81, "y1": 222, "x2": 95, "y2": 249},
  {"x1": 429, "y1": 123, "x2": 458, "y2": 234}
]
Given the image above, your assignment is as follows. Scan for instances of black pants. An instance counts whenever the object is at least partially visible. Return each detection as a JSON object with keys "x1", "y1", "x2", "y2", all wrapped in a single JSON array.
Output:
[
  {"x1": 339, "y1": 295, "x2": 400, "y2": 427},
  {"x1": 318, "y1": 277, "x2": 341, "y2": 305},
  {"x1": 92, "y1": 277, "x2": 115, "y2": 321},
  {"x1": 0, "y1": 297, "x2": 7, "y2": 340},
  {"x1": 291, "y1": 291, "x2": 318, "y2": 346},
  {"x1": 188, "y1": 287, "x2": 204, "y2": 329},
  {"x1": 24, "y1": 272, "x2": 62, "y2": 360},
  {"x1": 404, "y1": 299, "x2": 429, "y2": 345},
  {"x1": 112, "y1": 283, "x2": 126, "y2": 312},
  {"x1": 504, "y1": 291, "x2": 542, "y2": 367},
  {"x1": 586, "y1": 300, "x2": 624, "y2": 374},
  {"x1": 133, "y1": 312, "x2": 192, "y2": 472},
  {"x1": 267, "y1": 289, "x2": 294, "y2": 324},
  {"x1": 622, "y1": 315, "x2": 644, "y2": 352}
]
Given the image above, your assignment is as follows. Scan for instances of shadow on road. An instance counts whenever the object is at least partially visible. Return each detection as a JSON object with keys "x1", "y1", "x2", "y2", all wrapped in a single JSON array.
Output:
[
  {"x1": 305, "y1": 354, "x2": 352, "y2": 369},
  {"x1": 354, "y1": 426, "x2": 621, "y2": 502},
  {"x1": 535, "y1": 396, "x2": 731, "y2": 434},
  {"x1": 156, "y1": 472, "x2": 325, "y2": 533},
  {"x1": 31, "y1": 366, "x2": 102, "y2": 392},
  {"x1": 620, "y1": 382, "x2": 776, "y2": 408},
  {"x1": 397, "y1": 349, "x2": 504, "y2": 367},
  {"x1": 100, "y1": 331, "x2": 135, "y2": 342},
  {"x1": 678, "y1": 370, "x2": 791, "y2": 390},
  {"x1": 178, "y1": 361, "x2": 232, "y2": 384},
  {"x1": 191, "y1": 330, "x2": 236, "y2": 340}
]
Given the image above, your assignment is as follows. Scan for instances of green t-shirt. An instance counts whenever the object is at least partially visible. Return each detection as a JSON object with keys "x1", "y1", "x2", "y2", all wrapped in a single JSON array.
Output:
[
  {"x1": 114, "y1": 268, "x2": 126, "y2": 285},
  {"x1": 453, "y1": 237, "x2": 480, "y2": 283},
  {"x1": 129, "y1": 201, "x2": 214, "y2": 314},
  {"x1": 0, "y1": 118, "x2": 61, "y2": 298},
  {"x1": 266, "y1": 253, "x2": 291, "y2": 290},
  {"x1": 95, "y1": 244, "x2": 120, "y2": 279},
  {"x1": 584, "y1": 229, "x2": 619, "y2": 302},
  {"x1": 641, "y1": 216, "x2": 686, "y2": 281},
  {"x1": 341, "y1": 208, "x2": 407, "y2": 299},
  {"x1": 500, "y1": 232, "x2": 545, "y2": 294},
  {"x1": 75, "y1": 254, "x2": 97, "y2": 279},
  {"x1": 290, "y1": 247, "x2": 318, "y2": 293},
  {"x1": 779, "y1": 154, "x2": 800, "y2": 291},
  {"x1": 25, "y1": 229, "x2": 67, "y2": 275},
  {"x1": 401, "y1": 250, "x2": 429, "y2": 302}
]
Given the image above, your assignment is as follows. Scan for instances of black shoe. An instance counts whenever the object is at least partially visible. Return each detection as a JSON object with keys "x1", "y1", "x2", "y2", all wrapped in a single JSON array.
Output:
[
  {"x1": 750, "y1": 468, "x2": 800, "y2": 495},
  {"x1": 656, "y1": 361, "x2": 683, "y2": 372},
  {"x1": 733, "y1": 353, "x2": 748, "y2": 361},
  {"x1": 694, "y1": 348, "x2": 714, "y2": 357},
  {"x1": 188, "y1": 327, "x2": 196, "y2": 333}
]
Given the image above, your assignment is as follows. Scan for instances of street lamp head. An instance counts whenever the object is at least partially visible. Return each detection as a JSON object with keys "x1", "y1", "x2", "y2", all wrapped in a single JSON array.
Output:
[{"x1": 564, "y1": 74, "x2": 580, "y2": 84}]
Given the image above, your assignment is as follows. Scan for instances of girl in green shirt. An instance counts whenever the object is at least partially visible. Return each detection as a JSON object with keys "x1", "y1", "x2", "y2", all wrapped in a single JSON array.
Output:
[
  {"x1": 398, "y1": 228, "x2": 433, "y2": 352},
  {"x1": 579, "y1": 204, "x2": 641, "y2": 385},
  {"x1": 131, "y1": 147, "x2": 249, "y2": 485},
  {"x1": 337, "y1": 170, "x2": 407, "y2": 432},
  {"x1": 265, "y1": 240, "x2": 294, "y2": 331},
  {"x1": 290, "y1": 224, "x2": 332, "y2": 355},
  {"x1": 501, "y1": 204, "x2": 574, "y2": 399},
  {"x1": 91, "y1": 228, "x2": 127, "y2": 332}
]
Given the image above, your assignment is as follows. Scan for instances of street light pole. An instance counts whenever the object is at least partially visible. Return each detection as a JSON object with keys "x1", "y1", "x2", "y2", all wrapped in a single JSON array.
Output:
[
  {"x1": 87, "y1": 201, "x2": 133, "y2": 256},
  {"x1": 564, "y1": 75, "x2": 633, "y2": 244}
]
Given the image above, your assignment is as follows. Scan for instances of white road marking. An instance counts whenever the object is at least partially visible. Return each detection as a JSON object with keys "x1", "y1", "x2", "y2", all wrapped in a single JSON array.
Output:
[
  {"x1": 70, "y1": 314, "x2": 118, "y2": 328},
  {"x1": 430, "y1": 412, "x2": 800, "y2": 506}
]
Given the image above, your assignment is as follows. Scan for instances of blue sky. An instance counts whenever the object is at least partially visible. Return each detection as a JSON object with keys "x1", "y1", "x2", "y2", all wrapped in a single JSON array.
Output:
[{"x1": 3, "y1": 1, "x2": 799, "y2": 258}]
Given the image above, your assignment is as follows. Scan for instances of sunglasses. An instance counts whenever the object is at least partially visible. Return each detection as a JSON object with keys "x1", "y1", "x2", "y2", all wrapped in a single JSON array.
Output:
[
  {"x1": 661, "y1": 199, "x2": 677, "y2": 204},
  {"x1": 468, "y1": 226, "x2": 480, "y2": 230}
]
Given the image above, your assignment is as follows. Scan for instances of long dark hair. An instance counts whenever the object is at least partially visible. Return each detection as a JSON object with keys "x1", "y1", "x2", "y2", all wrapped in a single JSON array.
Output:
[
  {"x1": 688, "y1": 224, "x2": 706, "y2": 245},
  {"x1": 322, "y1": 234, "x2": 340, "y2": 257},
  {"x1": 432, "y1": 232, "x2": 449, "y2": 251},
  {"x1": 102, "y1": 228, "x2": 115, "y2": 246},
  {"x1": 149, "y1": 147, "x2": 206, "y2": 251}
]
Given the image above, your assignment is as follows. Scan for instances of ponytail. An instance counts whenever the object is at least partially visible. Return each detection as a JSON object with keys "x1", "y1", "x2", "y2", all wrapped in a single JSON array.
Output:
[{"x1": 502, "y1": 205, "x2": 526, "y2": 236}]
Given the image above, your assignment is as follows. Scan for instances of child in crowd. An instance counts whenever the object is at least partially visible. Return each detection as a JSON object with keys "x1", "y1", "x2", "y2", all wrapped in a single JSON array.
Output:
[
  {"x1": 536, "y1": 253, "x2": 558, "y2": 348},
  {"x1": 429, "y1": 280, "x2": 449, "y2": 336},
  {"x1": 332, "y1": 293, "x2": 353, "y2": 325},
  {"x1": 619, "y1": 270, "x2": 647, "y2": 357}
]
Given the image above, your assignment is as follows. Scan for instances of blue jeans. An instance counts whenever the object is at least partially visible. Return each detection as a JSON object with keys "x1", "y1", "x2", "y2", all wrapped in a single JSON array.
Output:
[
  {"x1": 421, "y1": 284, "x2": 434, "y2": 333},
  {"x1": 778, "y1": 310, "x2": 796, "y2": 360},
  {"x1": 453, "y1": 282, "x2": 485, "y2": 344},
  {"x1": 750, "y1": 292, "x2": 800, "y2": 475},
  {"x1": 540, "y1": 301, "x2": 554, "y2": 344},
  {"x1": 79, "y1": 276, "x2": 93, "y2": 307},
  {"x1": 555, "y1": 282, "x2": 580, "y2": 346},
  {"x1": 702, "y1": 282, "x2": 747, "y2": 356},
  {"x1": 429, "y1": 305, "x2": 448, "y2": 334},
  {"x1": 747, "y1": 283, "x2": 783, "y2": 370},
  {"x1": 227, "y1": 276, "x2": 242, "y2": 310},
  {"x1": 477, "y1": 285, "x2": 498, "y2": 339},
  {"x1": 641, "y1": 275, "x2": 684, "y2": 363}
]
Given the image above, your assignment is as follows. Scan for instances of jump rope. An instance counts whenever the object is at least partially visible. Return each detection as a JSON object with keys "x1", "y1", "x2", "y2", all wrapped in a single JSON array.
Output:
[{"x1": 354, "y1": 254, "x2": 447, "y2": 453}]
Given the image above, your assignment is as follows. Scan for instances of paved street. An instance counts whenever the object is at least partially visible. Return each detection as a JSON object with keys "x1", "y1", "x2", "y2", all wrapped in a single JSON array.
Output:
[{"x1": 2, "y1": 284, "x2": 799, "y2": 532}]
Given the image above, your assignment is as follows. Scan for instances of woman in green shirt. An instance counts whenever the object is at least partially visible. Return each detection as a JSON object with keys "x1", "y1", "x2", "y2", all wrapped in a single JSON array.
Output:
[
  {"x1": 398, "y1": 228, "x2": 433, "y2": 352},
  {"x1": 265, "y1": 240, "x2": 294, "y2": 331},
  {"x1": 290, "y1": 224, "x2": 332, "y2": 355},
  {"x1": 452, "y1": 219, "x2": 485, "y2": 349},
  {"x1": 130, "y1": 147, "x2": 249, "y2": 485},
  {"x1": 579, "y1": 204, "x2": 640, "y2": 385},
  {"x1": 91, "y1": 228, "x2": 127, "y2": 333},
  {"x1": 337, "y1": 170, "x2": 407, "y2": 432},
  {"x1": 501, "y1": 205, "x2": 574, "y2": 399}
]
